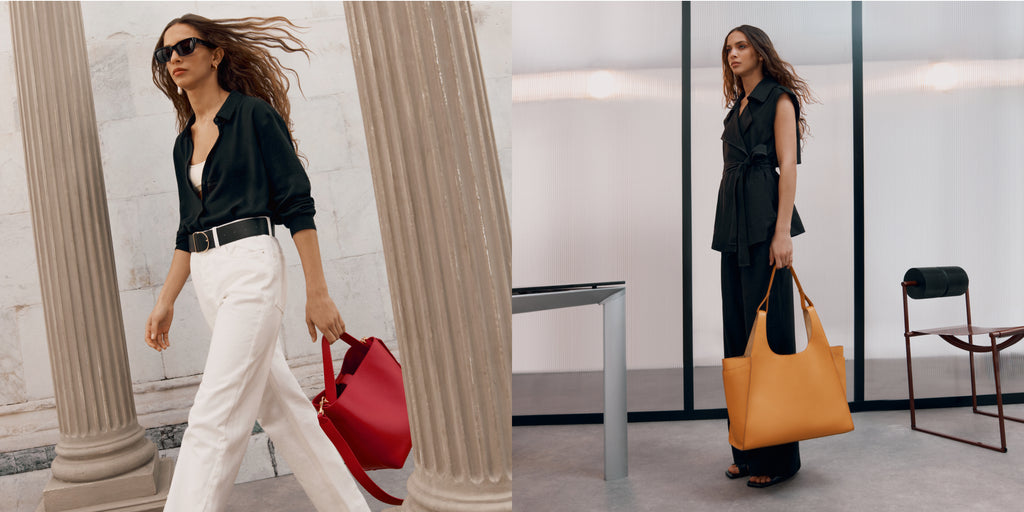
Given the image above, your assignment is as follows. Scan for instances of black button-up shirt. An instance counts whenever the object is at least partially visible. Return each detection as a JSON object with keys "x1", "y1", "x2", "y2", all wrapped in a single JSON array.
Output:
[{"x1": 172, "y1": 90, "x2": 316, "y2": 252}]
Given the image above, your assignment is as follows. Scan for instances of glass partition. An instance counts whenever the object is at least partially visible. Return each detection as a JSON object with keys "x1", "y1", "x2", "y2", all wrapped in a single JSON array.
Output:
[
  {"x1": 512, "y1": 1, "x2": 1024, "y2": 420},
  {"x1": 509, "y1": 2, "x2": 684, "y2": 416},
  {"x1": 862, "y1": 2, "x2": 1024, "y2": 400},
  {"x1": 690, "y1": 2, "x2": 855, "y2": 409}
]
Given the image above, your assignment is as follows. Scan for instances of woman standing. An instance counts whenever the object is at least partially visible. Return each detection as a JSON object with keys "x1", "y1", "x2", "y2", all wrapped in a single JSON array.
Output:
[
  {"x1": 712, "y1": 25, "x2": 814, "y2": 488},
  {"x1": 144, "y1": 14, "x2": 370, "y2": 511}
]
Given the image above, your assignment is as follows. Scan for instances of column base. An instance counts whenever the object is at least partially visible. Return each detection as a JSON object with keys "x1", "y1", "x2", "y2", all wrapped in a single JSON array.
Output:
[
  {"x1": 36, "y1": 455, "x2": 173, "y2": 512},
  {"x1": 401, "y1": 470, "x2": 511, "y2": 512}
]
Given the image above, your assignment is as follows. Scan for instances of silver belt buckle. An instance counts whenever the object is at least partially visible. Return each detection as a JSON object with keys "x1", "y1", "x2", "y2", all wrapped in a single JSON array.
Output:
[{"x1": 194, "y1": 231, "x2": 211, "y2": 253}]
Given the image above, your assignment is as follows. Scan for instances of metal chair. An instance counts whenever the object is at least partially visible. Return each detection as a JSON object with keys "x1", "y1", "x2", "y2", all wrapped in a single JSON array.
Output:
[{"x1": 901, "y1": 266, "x2": 1024, "y2": 452}]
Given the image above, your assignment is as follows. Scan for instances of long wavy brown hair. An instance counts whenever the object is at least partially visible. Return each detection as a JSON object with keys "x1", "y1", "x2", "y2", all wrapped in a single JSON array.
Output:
[
  {"x1": 721, "y1": 25, "x2": 816, "y2": 141},
  {"x1": 151, "y1": 14, "x2": 311, "y2": 146}
]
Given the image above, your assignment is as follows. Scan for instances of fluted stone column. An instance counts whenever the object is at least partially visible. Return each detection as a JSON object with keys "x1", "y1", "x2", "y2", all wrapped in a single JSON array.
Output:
[
  {"x1": 10, "y1": 2, "x2": 171, "y2": 511},
  {"x1": 344, "y1": 2, "x2": 512, "y2": 511}
]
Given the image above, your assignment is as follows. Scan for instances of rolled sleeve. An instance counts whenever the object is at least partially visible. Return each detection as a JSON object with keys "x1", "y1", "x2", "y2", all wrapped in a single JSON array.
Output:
[
  {"x1": 253, "y1": 101, "x2": 317, "y2": 236},
  {"x1": 175, "y1": 224, "x2": 189, "y2": 252},
  {"x1": 172, "y1": 141, "x2": 191, "y2": 252}
]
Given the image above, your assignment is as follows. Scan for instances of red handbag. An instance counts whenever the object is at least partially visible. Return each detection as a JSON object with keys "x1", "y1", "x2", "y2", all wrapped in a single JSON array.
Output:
[{"x1": 312, "y1": 333, "x2": 411, "y2": 505}]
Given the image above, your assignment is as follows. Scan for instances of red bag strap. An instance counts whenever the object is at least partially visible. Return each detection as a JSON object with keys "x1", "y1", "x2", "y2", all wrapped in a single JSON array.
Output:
[
  {"x1": 322, "y1": 334, "x2": 367, "y2": 402},
  {"x1": 322, "y1": 336, "x2": 337, "y2": 402},
  {"x1": 317, "y1": 414, "x2": 404, "y2": 505}
]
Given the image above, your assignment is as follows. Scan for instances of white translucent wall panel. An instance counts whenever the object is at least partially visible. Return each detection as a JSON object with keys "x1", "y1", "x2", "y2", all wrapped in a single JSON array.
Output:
[
  {"x1": 863, "y1": 3, "x2": 1024, "y2": 375},
  {"x1": 509, "y1": 2, "x2": 683, "y2": 74},
  {"x1": 511, "y1": 69, "x2": 683, "y2": 373},
  {"x1": 690, "y1": 2, "x2": 853, "y2": 68},
  {"x1": 508, "y1": 2, "x2": 682, "y2": 375},
  {"x1": 690, "y1": 3, "x2": 854, "y2": 384}
]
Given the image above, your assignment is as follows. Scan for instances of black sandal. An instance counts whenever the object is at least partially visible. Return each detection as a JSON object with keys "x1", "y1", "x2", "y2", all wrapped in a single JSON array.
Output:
[
  {"x1": 746, "y1": 471, "x2": 796, "y2": 488},
  {"x1": 725, "y1": 464, "x2": 749, "y2": 480}
]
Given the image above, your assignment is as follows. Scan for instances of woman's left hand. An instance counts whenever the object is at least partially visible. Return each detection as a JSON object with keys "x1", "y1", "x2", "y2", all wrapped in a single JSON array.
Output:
[
  {"x1": 769, "y1": 232, "x2": 793, "y2": 269},
  {"x1": 306, "y1": 291, "x2": 346, "y2": 344}
]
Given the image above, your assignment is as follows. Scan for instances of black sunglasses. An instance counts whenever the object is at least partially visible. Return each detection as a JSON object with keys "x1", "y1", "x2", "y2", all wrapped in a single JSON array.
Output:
[{"x1": 154, "y1": 37, "x2": 216, "y2": 64}]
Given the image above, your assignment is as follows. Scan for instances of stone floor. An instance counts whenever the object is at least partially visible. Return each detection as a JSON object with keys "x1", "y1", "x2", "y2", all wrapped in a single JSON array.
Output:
[
  {"x1": 1, "y1": 439, "x2": 413, "y2": 512},
  {"x1": 5, "y1": 406, "x2": 1024, "y2": 511}
]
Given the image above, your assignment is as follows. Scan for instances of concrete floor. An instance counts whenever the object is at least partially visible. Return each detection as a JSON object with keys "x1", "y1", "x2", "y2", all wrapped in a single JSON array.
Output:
[{"x1": 511, "y1": 406, "x2": 1024, "y2": 512}]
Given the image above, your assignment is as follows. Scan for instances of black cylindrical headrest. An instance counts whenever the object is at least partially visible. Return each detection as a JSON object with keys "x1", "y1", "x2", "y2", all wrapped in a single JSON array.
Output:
[{"x1": 903, "y1": 267, "x2": 969, "y2": 299}]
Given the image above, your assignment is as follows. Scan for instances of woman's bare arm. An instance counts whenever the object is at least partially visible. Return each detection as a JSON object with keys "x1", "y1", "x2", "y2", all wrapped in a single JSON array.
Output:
[
  {"x1": 771, "y1": 93, "x2": 798, "y2": 269},
  {"x1": 144, "y1": 249, "x2": 191, "y2": 351},
  {"x1": 292, "y1": 229, "x2": 346, "y2": 343}
]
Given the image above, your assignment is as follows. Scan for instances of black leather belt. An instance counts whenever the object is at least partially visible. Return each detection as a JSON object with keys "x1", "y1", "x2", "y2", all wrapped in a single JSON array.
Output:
[{"x1": 188, "y1": 217, "x2": 274, "y2": 253}]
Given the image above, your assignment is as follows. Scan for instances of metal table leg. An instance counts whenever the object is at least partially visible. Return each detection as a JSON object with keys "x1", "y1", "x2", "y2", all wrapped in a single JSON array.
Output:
[{"x1": 602, "y1": 289, "x2": 627, "y2": 480}]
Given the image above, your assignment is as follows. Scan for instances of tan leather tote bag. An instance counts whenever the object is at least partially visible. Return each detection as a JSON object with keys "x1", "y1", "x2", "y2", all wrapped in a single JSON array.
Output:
[{"x1": 723, "y1": 266, "x2": 854, "y2": 450}]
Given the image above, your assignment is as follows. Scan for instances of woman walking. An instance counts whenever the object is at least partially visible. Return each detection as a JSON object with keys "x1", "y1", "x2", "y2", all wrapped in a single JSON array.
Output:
[
  {"x1": 144, "y1": 14, "x2": 370, "y2": 511},
  {"x1": 712, "y1": 24, "x2": 814, "y2": 488}
]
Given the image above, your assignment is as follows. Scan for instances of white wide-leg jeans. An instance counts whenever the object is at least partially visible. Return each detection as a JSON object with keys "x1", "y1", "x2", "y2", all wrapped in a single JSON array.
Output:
[{"x1": 163, "y1": 234, "x2": 369, "y2": 512}]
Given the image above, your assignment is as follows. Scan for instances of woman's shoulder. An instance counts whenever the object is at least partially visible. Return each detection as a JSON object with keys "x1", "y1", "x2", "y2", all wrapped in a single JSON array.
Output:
[
  {"x1": 765, "y1": 80, "x2": 799, "y2": 110},
  {"x1": 759, "y1": 79, "x2": 792, "y2": 101}
]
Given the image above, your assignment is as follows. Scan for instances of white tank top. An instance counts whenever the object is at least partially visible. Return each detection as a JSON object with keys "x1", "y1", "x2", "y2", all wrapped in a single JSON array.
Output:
[{"x1": 190, "y1": 161, "x2": 204, "y2": 193}]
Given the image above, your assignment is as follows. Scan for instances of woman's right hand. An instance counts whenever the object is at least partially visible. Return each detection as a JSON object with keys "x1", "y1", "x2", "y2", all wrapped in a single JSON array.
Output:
[{"x1": 145, "y1": 302, "x2": 174, "y2": 352}]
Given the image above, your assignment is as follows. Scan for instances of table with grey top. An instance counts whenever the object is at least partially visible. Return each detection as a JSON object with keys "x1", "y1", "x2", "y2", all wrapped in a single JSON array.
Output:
[{"x1": 511, "y1": 281, "x2": 627, "y2": 481}]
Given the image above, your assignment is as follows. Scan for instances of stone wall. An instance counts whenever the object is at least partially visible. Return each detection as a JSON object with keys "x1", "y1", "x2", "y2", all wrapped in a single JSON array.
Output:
[{"x1": 0, "y1": 1, "x2": 509, "y2": 454}]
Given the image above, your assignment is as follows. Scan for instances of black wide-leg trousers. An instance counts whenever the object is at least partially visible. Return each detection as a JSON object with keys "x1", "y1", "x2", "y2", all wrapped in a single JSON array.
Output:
[{"x1": 721, "y1": 241, "x2": 801, "y2": 477}]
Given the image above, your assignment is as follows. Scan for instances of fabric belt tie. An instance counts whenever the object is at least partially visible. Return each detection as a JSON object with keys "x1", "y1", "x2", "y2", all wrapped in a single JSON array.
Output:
[
  {"x1": 724, "y1": 144, "x2": 769, "y2": 267},
  {"x1": 188, "y1": 216, "x2": 274, "y2": 253}
]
